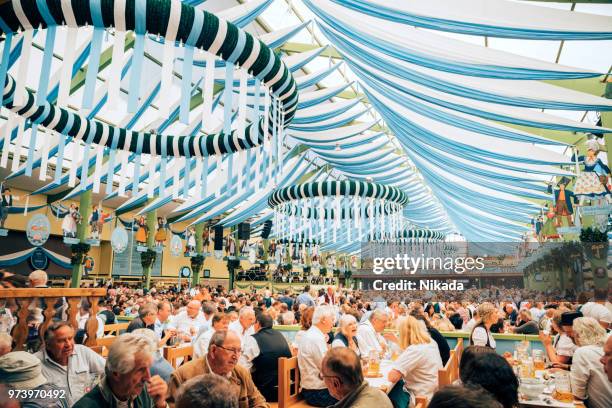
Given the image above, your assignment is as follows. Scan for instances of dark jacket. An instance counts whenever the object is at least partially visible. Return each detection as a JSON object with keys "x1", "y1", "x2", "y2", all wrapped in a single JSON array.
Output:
[{"x1": 72, "y1": 377, "x2": 155, "y2": 408}]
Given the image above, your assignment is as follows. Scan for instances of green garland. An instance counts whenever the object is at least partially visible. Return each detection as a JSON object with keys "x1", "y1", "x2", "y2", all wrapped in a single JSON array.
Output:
[
  {"x1": 190, "y1": 255, "x2": 205, "y2": 275},
  {"x1": 580, "y1": 227, "x2": 608, "y2": 243},
  {"x1": 70, "y1": 243, "x2": 91, "y2": 266},
  {"x1": 140, "y1": 249, "x2": 157, "y2": 269}
]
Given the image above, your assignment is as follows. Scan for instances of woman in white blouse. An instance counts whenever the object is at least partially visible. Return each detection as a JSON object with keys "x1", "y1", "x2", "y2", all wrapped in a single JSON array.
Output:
[
  {"x1": 570, "y1": 317, "x2": 612, "y2": 408},
  {"x1": 331, "y1": 314, "x2": 360, "y2": 356},
  {"x1": 539, "y1": 310, "x2": 577, "y2": 367},
  {"x1": 388, "y1": 316, "x2": 443, "y2": 405},
  {"x1": 469, "y1": 302, "x2": 498, "y2": 349}
]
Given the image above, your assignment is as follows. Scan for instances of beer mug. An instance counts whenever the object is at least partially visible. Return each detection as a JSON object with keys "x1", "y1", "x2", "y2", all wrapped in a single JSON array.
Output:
[
  {"x1": 532, "y1": 350, "x2": 545, "y2": 371},
  {"x1": 368, "y1": 350, "x2": 381, "y2": 376},
  {"x1": 553, "y1": 371, "x2": 573, "y2": 403}
]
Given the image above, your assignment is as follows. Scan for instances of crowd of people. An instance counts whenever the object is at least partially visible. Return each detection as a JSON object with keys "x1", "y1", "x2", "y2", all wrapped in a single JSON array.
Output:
[{"x1": 0, "y1": 270, "x2": 611, "y2": 408}]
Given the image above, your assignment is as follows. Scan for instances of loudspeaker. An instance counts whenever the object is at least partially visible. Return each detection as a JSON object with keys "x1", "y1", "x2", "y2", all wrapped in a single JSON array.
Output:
[
  {"x1": 261, "y1": 220, "x2": 272, "y2": 239},
  {"x1": 214, "y1": 225, "x2": 224, "y2": 250},
  {"x1": 238, "y1": 222, "x2": 250, "y2": 240}
]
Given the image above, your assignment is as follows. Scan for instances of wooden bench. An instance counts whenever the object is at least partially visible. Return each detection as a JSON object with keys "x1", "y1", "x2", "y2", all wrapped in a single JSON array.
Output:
[
  {"x1": 164, "y1": 345, "x2": 194, "y2": 369},
  {"x1": 278, "y1": 356, "x2": 311, "y2": 408},
  {"x1": 103, "y1": 322, "x2": 129, "y2": 336},
  {"x1": 438, "y1": 338, "x2": 463, "y2": 387},
  {"x1": 0, "y1": 288, "x2": 107, "y2": 350}
]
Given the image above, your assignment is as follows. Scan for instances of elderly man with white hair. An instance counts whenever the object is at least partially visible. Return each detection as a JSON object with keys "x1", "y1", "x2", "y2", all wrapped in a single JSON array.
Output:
[
  {"x1": 28, "y1": 270, "x2": 49, "y2": 287},
  {"x1": 73, "y1": 333, "x2": 167, "y2": 408},
  {"x1": 168, "y1": 300, "x2": 206, "y2": 342},
  {"x1": 357, "y1": 309, "x2": 392, "y2": 356},
  {"x1": 228, "y1": 307, "x2": 255, "y2": 345},
  {"x1": 297, "y1": 305, "x2": 338, "y2": 407}
]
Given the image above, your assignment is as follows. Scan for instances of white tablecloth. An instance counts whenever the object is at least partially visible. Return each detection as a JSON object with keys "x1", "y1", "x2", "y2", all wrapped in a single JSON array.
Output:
[{"x1": 364, "y1": 360, "x2": 394, "y2": 392}]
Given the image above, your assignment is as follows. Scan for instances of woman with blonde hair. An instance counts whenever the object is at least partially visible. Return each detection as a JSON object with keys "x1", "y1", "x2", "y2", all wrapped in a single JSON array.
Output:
[
  {"x1": 469, "y1": 302, "x2": 498, "y2": 349},
  {"x1": 388, "y1": 316, "x2": 443, "y2": 405},
  {"x1": 570, "y1": 317, "x2": 611, "y2": 408}
]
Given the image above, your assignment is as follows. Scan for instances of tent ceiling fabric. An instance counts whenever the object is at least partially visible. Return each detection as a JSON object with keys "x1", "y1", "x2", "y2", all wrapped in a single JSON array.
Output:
[{"x1": 0, "y1": 0, "x2": 609, "y2": 245}]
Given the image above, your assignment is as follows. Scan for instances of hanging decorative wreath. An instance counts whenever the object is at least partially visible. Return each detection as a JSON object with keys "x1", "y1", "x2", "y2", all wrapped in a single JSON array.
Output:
[
  {"x1": 0, "y1": 0, "x2": 297, "y2": 157},
  {"x1": 268, "y1": 180, "x2": 408, "y2": 244}
]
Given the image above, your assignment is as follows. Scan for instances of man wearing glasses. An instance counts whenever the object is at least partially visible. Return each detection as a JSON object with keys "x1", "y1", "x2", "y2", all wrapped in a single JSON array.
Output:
[{"x1": 167, "y1": 330, "x2": 268, "y2": 408}]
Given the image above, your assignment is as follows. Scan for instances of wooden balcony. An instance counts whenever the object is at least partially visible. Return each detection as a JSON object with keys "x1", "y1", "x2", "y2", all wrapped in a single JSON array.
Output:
[{"x1": 0, "y1": 288, "x2": 107, "y2": 350}]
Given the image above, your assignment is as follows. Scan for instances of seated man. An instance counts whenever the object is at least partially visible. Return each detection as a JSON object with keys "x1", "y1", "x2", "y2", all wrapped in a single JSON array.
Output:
[
  {"x1": 357, "y1": 309, "x2": 392, "y2": 356},
  {"x1": 168, "y1": 300, "x2": 207, "y2": 342},
  {"x1": 193, "y1": 312, "x2": 230, "y2": 358},
  {"x1": 321, "y1": 348, "x2": 392, "y2": 408},
  {"x1": 0, "y1": 351, "x2": 68, "y2": 408},
  {"x1": 228, "y1": 307, "x2": 255, "y2": 345},
  {"x1": 35, "y1": 321, "x2": 105, "y2": 406},
  {"x1": 127, "y1": 303, "x2": 159, "y2": 333},
  {"x1": 73, "y1": 333, "x2": 167, "y2": 408},
  {"x1": 175, "y1": 374, "x2": 238, "y2": 408},
  {"x1": 242, "y1": 313, "x2": 292, "y2": 402},
  {"x1": 297, "y1": 305, "x2": 338, "y2": 407},
  {"x1": 167, "y1": 330, "x2": 268, "y2": 408}
]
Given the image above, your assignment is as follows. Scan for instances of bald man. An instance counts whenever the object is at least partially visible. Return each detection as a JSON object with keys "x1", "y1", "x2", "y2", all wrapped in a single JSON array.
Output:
[{"x1": 169, "y1": 300, "x2": 207, "y2": 342}]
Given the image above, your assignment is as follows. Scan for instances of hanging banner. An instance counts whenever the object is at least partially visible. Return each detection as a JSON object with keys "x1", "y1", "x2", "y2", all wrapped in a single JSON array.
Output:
[
  {"x1": 26, "y1": 214, "x2": 51, "y2": 247},
  {"x1": 170, "y1": 234, "x2": 183, "y2": 257},
  {"x1": 111, "y1": 227, "x2": 129, "y2": 254}
]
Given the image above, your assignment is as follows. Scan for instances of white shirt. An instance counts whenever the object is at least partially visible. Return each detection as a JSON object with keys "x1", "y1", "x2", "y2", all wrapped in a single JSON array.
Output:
[
  {"x1": 168, "y1": 310, "x2": 207, "y2": 337},
  {"x1": 297, "y1": 326, "x2": 329, "y2": 390},
  {"x1": 470, "y1": 326, "x2": 496, "y2": 349},
  {"x1": 35, "y1": 344, "x2": 105, "y2": 407},
  {"x1": 581, "y1": 302, "x2": 612, "y2": 325},
  {"x1": 241, "y1": 335, "x2": 260, "y2": 370},
  {"x1": 463, "y1": 318, "x2": 477, "y2": 333},
  {"x1": 530, "y1": 307, "x2": 545, "y2": 322},
  {"x1": 228, "y1": 320, "x2": 255, "y2": 345},
  {"x1": 193, "y1": 329, "x2": 216, "y2": 358},
  {"x1": 357, "y1": 320, "x2": 386, "y2": 356},
  {"x1": 392, "y1": 340, "x2": 443, "y2": 402},
  {"x1": 293, "y1": 330, "x2": 307, "y2": 347},
  {"x1": 553, "y1": 333, "x2": 577, "y2": 357},
  {"x1": 570, "y1": 345, "x2": 612, "y2": 408}
]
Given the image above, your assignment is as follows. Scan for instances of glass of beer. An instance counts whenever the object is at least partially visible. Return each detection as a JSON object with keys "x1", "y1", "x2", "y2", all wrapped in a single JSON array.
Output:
[
  {"x1": 553, "y1": 371, "x2": 573, "y2": 403},
  {"x1": 368, "y1": 350, "x2": 381, "y2": 376},
  {"x1": 532, "y1": 350, "x2": 545, "y2": 371}
]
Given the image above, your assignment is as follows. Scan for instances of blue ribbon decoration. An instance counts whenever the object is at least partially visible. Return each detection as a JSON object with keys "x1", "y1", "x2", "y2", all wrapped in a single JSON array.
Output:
[
  {"x1": 128, "y1": 0, "x2": 147, "y2": 112},
  {"x1": 224, "y1": 63, "x2": 235, "y2": 189},
  {"x1": 78, "y1": 120, "x2": 97, "y2": 188},
  {"x1": 183, "y1": 137, "x2": 191, "y2": 197},
  {"x1": 132, "y1": 132, "x2": 145, "y2": 193},
  {"x1": 105, "y1": 128, "x2": 120, "y2": 195},
  {"x1": 82, "y1": 0, "x2": 105, "y2": 109},
  {"x1": 35, "y1": 0, "x2": 57, "y2": 106},
  {"x1": 160, "y1": 134, "x2": 168, "y2": 196}
]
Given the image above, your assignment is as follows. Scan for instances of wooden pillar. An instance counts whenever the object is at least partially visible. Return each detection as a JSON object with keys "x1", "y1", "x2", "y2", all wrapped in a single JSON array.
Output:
[
  {"x1": 70, "y1": 190, "x2": 92, "y2": 288},
  {"x1": 192, "y1": 224, "x2": 204, "y2": 286}
]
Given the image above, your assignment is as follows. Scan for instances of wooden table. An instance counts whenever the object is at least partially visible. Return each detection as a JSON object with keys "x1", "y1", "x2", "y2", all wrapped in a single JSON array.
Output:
[
  {"x1": 518, "y1": 370, "x2": 585, "y2": 408},
  {"x1": 364, "y1": 360, "x2": 394, "y2": 392}
]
